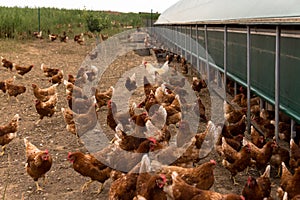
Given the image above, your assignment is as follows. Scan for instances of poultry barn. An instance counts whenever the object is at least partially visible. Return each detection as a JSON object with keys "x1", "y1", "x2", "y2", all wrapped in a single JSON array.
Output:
[{"x1": 148, "y1": 0, "x2": 300, "y2": 199}]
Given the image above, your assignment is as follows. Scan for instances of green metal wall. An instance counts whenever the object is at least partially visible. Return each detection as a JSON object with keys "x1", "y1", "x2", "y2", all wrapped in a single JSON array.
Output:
[{"x1": 205, "y1": 30, "x2": 300, "y2": 122}]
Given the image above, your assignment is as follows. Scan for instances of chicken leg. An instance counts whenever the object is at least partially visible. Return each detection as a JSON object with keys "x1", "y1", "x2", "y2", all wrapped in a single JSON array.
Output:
[
  {"x1": 81, "y1": 179, "x2": 94, "y2": 193},
  {"x1": 35, "y1": 181, "x2": 43, "y2": 191},
  {"x1": 231, "y1": 175, "x2": 239, "y2": 185},
  {"x1": 96, "y1": 183, "x2": 103, "y2": 194},
  {"x1": 0, "y1": 145, "x2": 6, "y2": 156}
]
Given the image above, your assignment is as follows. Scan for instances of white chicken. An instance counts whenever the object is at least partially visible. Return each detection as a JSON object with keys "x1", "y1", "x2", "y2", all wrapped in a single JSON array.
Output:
[{"x1": 143, "y1": 60, "x2": 169, "y2": 77}]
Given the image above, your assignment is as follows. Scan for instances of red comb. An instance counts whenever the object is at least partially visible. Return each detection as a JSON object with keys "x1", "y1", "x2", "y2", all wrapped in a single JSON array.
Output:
[{"x1": 148, "y1": 137, "x2": 157, "y2": 144}]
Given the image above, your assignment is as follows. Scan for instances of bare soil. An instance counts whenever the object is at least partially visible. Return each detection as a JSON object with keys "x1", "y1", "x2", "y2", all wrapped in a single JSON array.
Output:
[{"x1": 0, "y1": 36, "x2": 281, "y2": 200}]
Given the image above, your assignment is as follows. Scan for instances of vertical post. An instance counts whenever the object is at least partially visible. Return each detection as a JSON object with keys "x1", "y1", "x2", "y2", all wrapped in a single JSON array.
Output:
[
  {"x1": 190, "y1": 25, "x2": 193, "y2": 73},
  {"x1": 38, "y1": 7, "x2": 41, "y2": 32},
  {"x1": 204, "y1": 25, "x2": 210, "y2": 87},
  {"x1": 184, "y1": 26, "x2": 187, "y2": 60},
  {"x1": 247, "y1": 26, "x2": 251, "y2": 134},
  {"x1": 150, "y1": 9, "x2": 153, "y2": 27},
  {"x1": 196, "y1": 24, "x2": 200, "y2": 72},
  {"x1": 224, "y1": 25, "x2": 228, "y2": 100},
  {"x1": 291, "y1": 119, "x2": 295, "y2": 139},
  {"x1": 275, "y1": 26, "x2": 281, "y2": 143}
]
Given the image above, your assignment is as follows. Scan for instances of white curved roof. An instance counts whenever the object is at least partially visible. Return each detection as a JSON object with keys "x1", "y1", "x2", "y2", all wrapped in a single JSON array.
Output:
[{"x1": 155, "y1": 0, "x2": 300, "y2": 25}]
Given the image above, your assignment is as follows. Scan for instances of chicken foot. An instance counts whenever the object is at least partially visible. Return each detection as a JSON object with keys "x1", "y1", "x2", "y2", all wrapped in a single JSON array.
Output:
[
  {"x1": 81, "y1": 179, "x2": 94, "y2": 193},
  {"x1": 231, "y1": 175, "x2": 239, "y2": 185},
  {"x1": 35, "y1": 181, "x2": 43, "y2": 191},
  {"x1": 96, "y1": 183, "x2": 103, "y2": 194},
  {"x1": 0, "y1": 145, "x2": 6, "y2": 156}
]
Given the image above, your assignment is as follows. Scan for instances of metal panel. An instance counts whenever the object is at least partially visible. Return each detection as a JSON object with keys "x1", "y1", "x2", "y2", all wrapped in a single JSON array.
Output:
[
  {"x1": 227, "y1": 31, "x2": 247, "y2": 81},
  {"x1": 250, "y1": 34, "x2": 276, "y2": 100},
  {"x1": 207, "y1": 30, "x2": 224, "y2": 69},
  {"x1": 280, "y1": 36, "x2": 300, "y2": 121}
]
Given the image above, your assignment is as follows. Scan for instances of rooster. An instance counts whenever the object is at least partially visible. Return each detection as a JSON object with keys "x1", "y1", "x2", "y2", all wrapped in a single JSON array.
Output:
[
  {"x1": 0, "y1": 114, "x2": 20, "y2": 156},
  {"x1": 24, "y1": 138, "x2": 52, "y2": 191}
]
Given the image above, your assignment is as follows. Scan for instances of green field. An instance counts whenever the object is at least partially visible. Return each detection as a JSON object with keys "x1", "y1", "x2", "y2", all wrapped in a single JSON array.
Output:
[{"x1": 0, "y1": 6, "x2": 159, "y2": 39}]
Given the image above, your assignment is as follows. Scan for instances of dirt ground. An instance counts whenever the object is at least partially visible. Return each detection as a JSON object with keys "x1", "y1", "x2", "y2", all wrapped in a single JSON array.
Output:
[{"x1": 0, "y1": 34, "x2": 282, "y2": 200}]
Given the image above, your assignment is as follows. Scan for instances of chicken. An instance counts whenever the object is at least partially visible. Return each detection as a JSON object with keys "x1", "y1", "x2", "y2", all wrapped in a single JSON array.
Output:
[
  {"x1": 49, "y1": 69, "x2": 64, "y2": 84},
  {"x1": 193, "y1": 97, "x2": 207, "y2": 121},
  {"x1": 250, "y1": 126, "x2": 265, "y2": 148},
  {"x1": 74, "y1": 33, "x2": 84, "y2": 44},
  {"x1": 24, "y1": 138, "x2": 52, "y2": 191},
  {"x1": 67, "y1": 151, "x2": 111, "y2": 194},
  {"x1": 176, "y1": 120, "x2": 196, "y2": 147},
  {"x1": 125, "y1": 73, "x2": 137, "y2": 91},
  {"x1": 94, "y1": 86, "x2": 114, "y2": 110},
  {"x1": 61, "y1": 107, "x2": 77, "y2": 136},
  {"x1": 164, "y1": 94, "x2": 182, "y2": 125},
  {"x1": 154, "y1": 121, "x2": 219, "y2": 167},
  {"x1": 221, "y1": 141, "x2": 252, "y2": 185},
  {"x1": 280, "y1": 162, "x2": 300, "y2": 199},
  {"x1": 59, "y1": 31, "x2": 68, "y2": 42},
  {"x1": 67, "y1": 74, "x2": 76, "y2": 85},
  {"x1": 74, "y1": 33, "x2": 83, "y2": 42},
  {"x1": 164, "y1": 171, "x2": 244, "y2": 200},
  {"x1": 106, "y1": 100, "x2": 133, "y2": 132},
  {"x1": 40, "y1": 63, "x2": 60, "y2": 77},
  {"x1": 49, "y1": 33, "x2": 58, "y2": 41},
  {"x1": 192, "y1": 76, "x2": 207, "y2": 93},
  {"x1": 34, "y1": 93, "x2": 58, "y2": 124},
  {"x1": 0, "y1": 76, "x2": 16, "y2": 94},
  {"x1": 0, "y1": 114, "x2": 20, "y2": 156},
  {"x1": 289, "y1": 138, "x2": 300, "y2": 171},
  {"x1": 242, "y1": 165, "x2": 271, "y2": 200},
  {"x1": 13, "y1": 63, "x2": 34, "y2": 76},
  {"x1": 32, "y1": 83, "x2": 58, "y2": 102},
  {"x1": 270, "y1": 120, "x2": 291, "y2": 142},
  {"x1": 6, "y1": 82, "x2": 26, "y2": 102},
  {"x1": 1, "y1": 56, "x2": 13, "y2": 71},
  {"x1": 224, "y1": 100, "x2": 234, "y2": 115},
  {"x1": 270, "y1": 145, "x2": 290, "y2": 177},
  {"x1": 135, "y1": 154, "x2": 167, "y2": 200},
  {"x1": 100, "y1": 138, "x2": 158, "y2": 172},
  {"x1": 243, "y1": 139, "x2": 277, "y2": 170},
  {"x1": 154, "y1": 160, "x2": 216, "y2": 190},
  {"x1": 109, "y1": 172, "x2": 138, "y2": 200},
  {"x1": 72, "y1": 103, "x2": 98, "y2": 137},
  {"x1": 225, "y1": 107, "x2": 247, "y2": 124},
  {"x1": 33, "y1": 31, "x2": 42, "y2": 39},
  {"x1": 142, "y1": 75, "x2": 158, "y2": 98},
  {"x1": 67, "y1": 95, "x2": 96, "y2": 114},
  {"x1": 146, "y1": 105, "x2": 167, "y2": 131},
  {"x1": 222, "y1": 115, "x2": 246, "y2": 137},
  {"x1": 64, "y1": 80, "x2": 86, "y2": 98},
  {"x1": 114, "y1": 127, "x2": 147, "y2": 152},
  {"x1": 143, "y1": 60, "x2": 169, "y2": 77}
]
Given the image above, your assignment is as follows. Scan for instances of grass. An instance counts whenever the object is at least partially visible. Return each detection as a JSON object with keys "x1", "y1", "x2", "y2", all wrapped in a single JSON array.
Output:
[{"x1": 0, "y1": 6, "x2": 159, "y2": 40}]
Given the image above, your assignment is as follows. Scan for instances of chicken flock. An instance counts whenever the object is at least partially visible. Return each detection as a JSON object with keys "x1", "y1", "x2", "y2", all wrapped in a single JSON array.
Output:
[{"x1": 1, "y1": 44, "x2": 300, "y2": 200}]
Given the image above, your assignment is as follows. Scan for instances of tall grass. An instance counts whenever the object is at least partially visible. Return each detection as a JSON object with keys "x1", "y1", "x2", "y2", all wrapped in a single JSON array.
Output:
[{"x1": 0, "y1": 6, "x2": 159, "y2": 39}]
